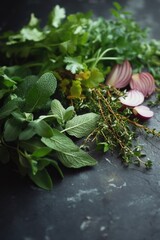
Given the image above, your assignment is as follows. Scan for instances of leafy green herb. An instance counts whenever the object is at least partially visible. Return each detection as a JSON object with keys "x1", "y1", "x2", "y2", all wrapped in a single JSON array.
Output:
[
  {"x1": 42, "y1": 129, "x2": 97, "y2": 168},
  {"x1": 63, "y1": 113, "x2": 100, "y2": 138},
  {"x1": 0, "y1": 3, "x2": 160, "y2": 189}
]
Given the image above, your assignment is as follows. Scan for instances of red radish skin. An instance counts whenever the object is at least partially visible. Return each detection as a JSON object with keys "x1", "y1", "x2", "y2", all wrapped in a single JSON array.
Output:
[
  {"x1": 119, "y1": 90, "x2": 144, "y2": 107},
  {"x1": 130, "y1": 72, "x2": 155, "y2": 97},
  {"x1": 106, "y1": 60, "x2": 132, "y2": 89},
  {"x1": 133, "y1": 105, "x2": 154, "y2": 119}
]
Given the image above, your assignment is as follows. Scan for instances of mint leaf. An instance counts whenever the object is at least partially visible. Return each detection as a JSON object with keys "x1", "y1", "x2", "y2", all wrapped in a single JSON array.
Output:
[
  {"x1": 37, "y1": 158, "x2": 63, "y2": 178},
  {"x1": 42, "y1": 129, "x2": 78, "y2": 153},
  {"x1": 30, "y1": 120, "x2": 53, "y2": 138},
  {"x1": 32, "y1": 147, "x2": 52, "y2": 158},
  {"x1": 51, "y1": 99, "x2": 65, "y2": 124},
  {"x1": 41, "y1": 129, "x2": 97, "y2": 168},
  {"x1": 51, "y1": 99, "x2": 74, "y2": 124},
  {"x1": 64, "y1": 106, "x2": 75, "y2": 122},
  {"x1": 57, "y1": 150, "x2": 97, "y2": 168},
  {"x1": 63, "y1": 113, "x2": 99, "y2": 138},
  {"x1": 19, "y1": 138, "x2": 47, "y2": 153}
]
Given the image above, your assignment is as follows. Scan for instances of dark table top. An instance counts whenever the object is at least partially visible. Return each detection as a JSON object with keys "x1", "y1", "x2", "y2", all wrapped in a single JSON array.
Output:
[{"x1": 0, "y1": 1, "x2": 160, "y2": 240}]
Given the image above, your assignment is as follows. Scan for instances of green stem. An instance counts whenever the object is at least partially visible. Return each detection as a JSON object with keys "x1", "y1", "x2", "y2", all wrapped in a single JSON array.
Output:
[
  {"x1": 85, "y1": 57, "x2": 122, "y2": 64},
  {"x1": 85, "y1": 47, "x2": 121, "y2": 68}
]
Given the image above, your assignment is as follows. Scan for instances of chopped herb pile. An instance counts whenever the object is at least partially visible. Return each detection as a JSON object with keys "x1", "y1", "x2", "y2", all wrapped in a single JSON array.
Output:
[{"x1": 0, "y1": 3, "x2": 160, "y2": 189}]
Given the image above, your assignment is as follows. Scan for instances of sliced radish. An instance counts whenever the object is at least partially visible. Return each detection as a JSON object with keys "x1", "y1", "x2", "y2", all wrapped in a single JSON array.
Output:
[
  {"x1": 119, "y1": 90, "x2": 144, "y2": 107},
  {"x1": 133, "y1": 105, "x2": 154, "y2": 119},
  {"x1": 105, "y1": 60, "x2": 132, "y2": 89},
  {"x1": 130, "y1": 72, "x2": 155, "y2": 97}
]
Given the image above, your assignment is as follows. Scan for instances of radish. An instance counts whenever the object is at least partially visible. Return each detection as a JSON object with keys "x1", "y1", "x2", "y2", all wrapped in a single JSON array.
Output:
[
  {"x1": 130, "y1": 72, "x2": 155, "y2": 97},
  {"x1": 119, "y1": 90, "x2": 144, "y2": 107},
  {"x1": 105, "y1": 60, "x2": 132, "y2": 88},
  {"x1": 133, "y1": 105, "x2": 154, "y2": 119}
]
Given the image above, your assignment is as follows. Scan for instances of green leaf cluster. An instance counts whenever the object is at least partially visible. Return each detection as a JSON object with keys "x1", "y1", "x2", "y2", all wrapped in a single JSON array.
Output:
[
  {"x1": 0, "y1": 3, "x2": 160, "y2": 189},
  {"x1": 0, "y1": 69, "x2": 98, "y2": 189}
]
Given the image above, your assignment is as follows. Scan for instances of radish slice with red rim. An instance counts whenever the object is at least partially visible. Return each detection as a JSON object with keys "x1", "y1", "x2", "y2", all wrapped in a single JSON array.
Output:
[{"x1": 119, "y1": 90, "x2": 144, "y2": 107}]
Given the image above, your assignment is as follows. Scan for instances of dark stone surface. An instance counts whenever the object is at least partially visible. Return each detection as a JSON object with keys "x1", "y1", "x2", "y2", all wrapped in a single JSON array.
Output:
[{"x1": 0, "y1": 1, "x2": 160, "y2": 240}]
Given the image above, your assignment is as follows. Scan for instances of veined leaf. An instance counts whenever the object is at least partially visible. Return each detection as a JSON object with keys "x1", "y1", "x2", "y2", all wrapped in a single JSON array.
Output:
[
  {"x1": 37, "y1": 158, "x2": 63, "y2": 178},
  {"x1": 30, "y1": 120, "x2": 53, "y2": 138},
  {"x1": 41, "y1": 129, "x2": 97, "y2": 168},
  {"x1": 24, "y1": 72, "x2": 57, "y2": 112},
  {"x1": 42, "y1": 129, "x2": 78, "y2": 153},
  {"x1": 64, "y1": 106, "x2": 75, "y2": 122},
  {"x1": 51, "y1": 99, "x2": 65, "y2": 124},
  {"x1": 32, "y1": 147, "x2": 52, "y2": 158},
  {"x1": 51, "y1": 99, "x2": 75, "y2": 124},
  {"x1": 57, "y1": 149, "x2": 97, "y2": 168},
  {"x1": 19, "y1": 138, "x2": 47, "y2": 153},
  {"x1": 63, "y1": 113, "x2": 100, "y2": 138},
  {"x1": 16, "y1": 75, "x2": 38, "y2": 98}
]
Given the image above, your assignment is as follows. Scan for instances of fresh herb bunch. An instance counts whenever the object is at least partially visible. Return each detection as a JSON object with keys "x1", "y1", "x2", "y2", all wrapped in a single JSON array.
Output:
[
  {"x1": 0, "y1": 71, "x2": 99, "y2": 190},
  {"x1": 1, "y1": 3, "x2": 160, "y2": 98},
  {"x1": 0, "y1": 3, "x2": 160, "y2": 189},
  {"x1": 81, "y1": 86, "x2": 159, "y2": 168}
]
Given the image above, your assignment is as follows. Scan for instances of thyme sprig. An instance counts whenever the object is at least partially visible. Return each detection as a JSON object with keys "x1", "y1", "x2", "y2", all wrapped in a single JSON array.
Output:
[{"x1": 83, "y1": 87, "x2": 159, "y2": 168}]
